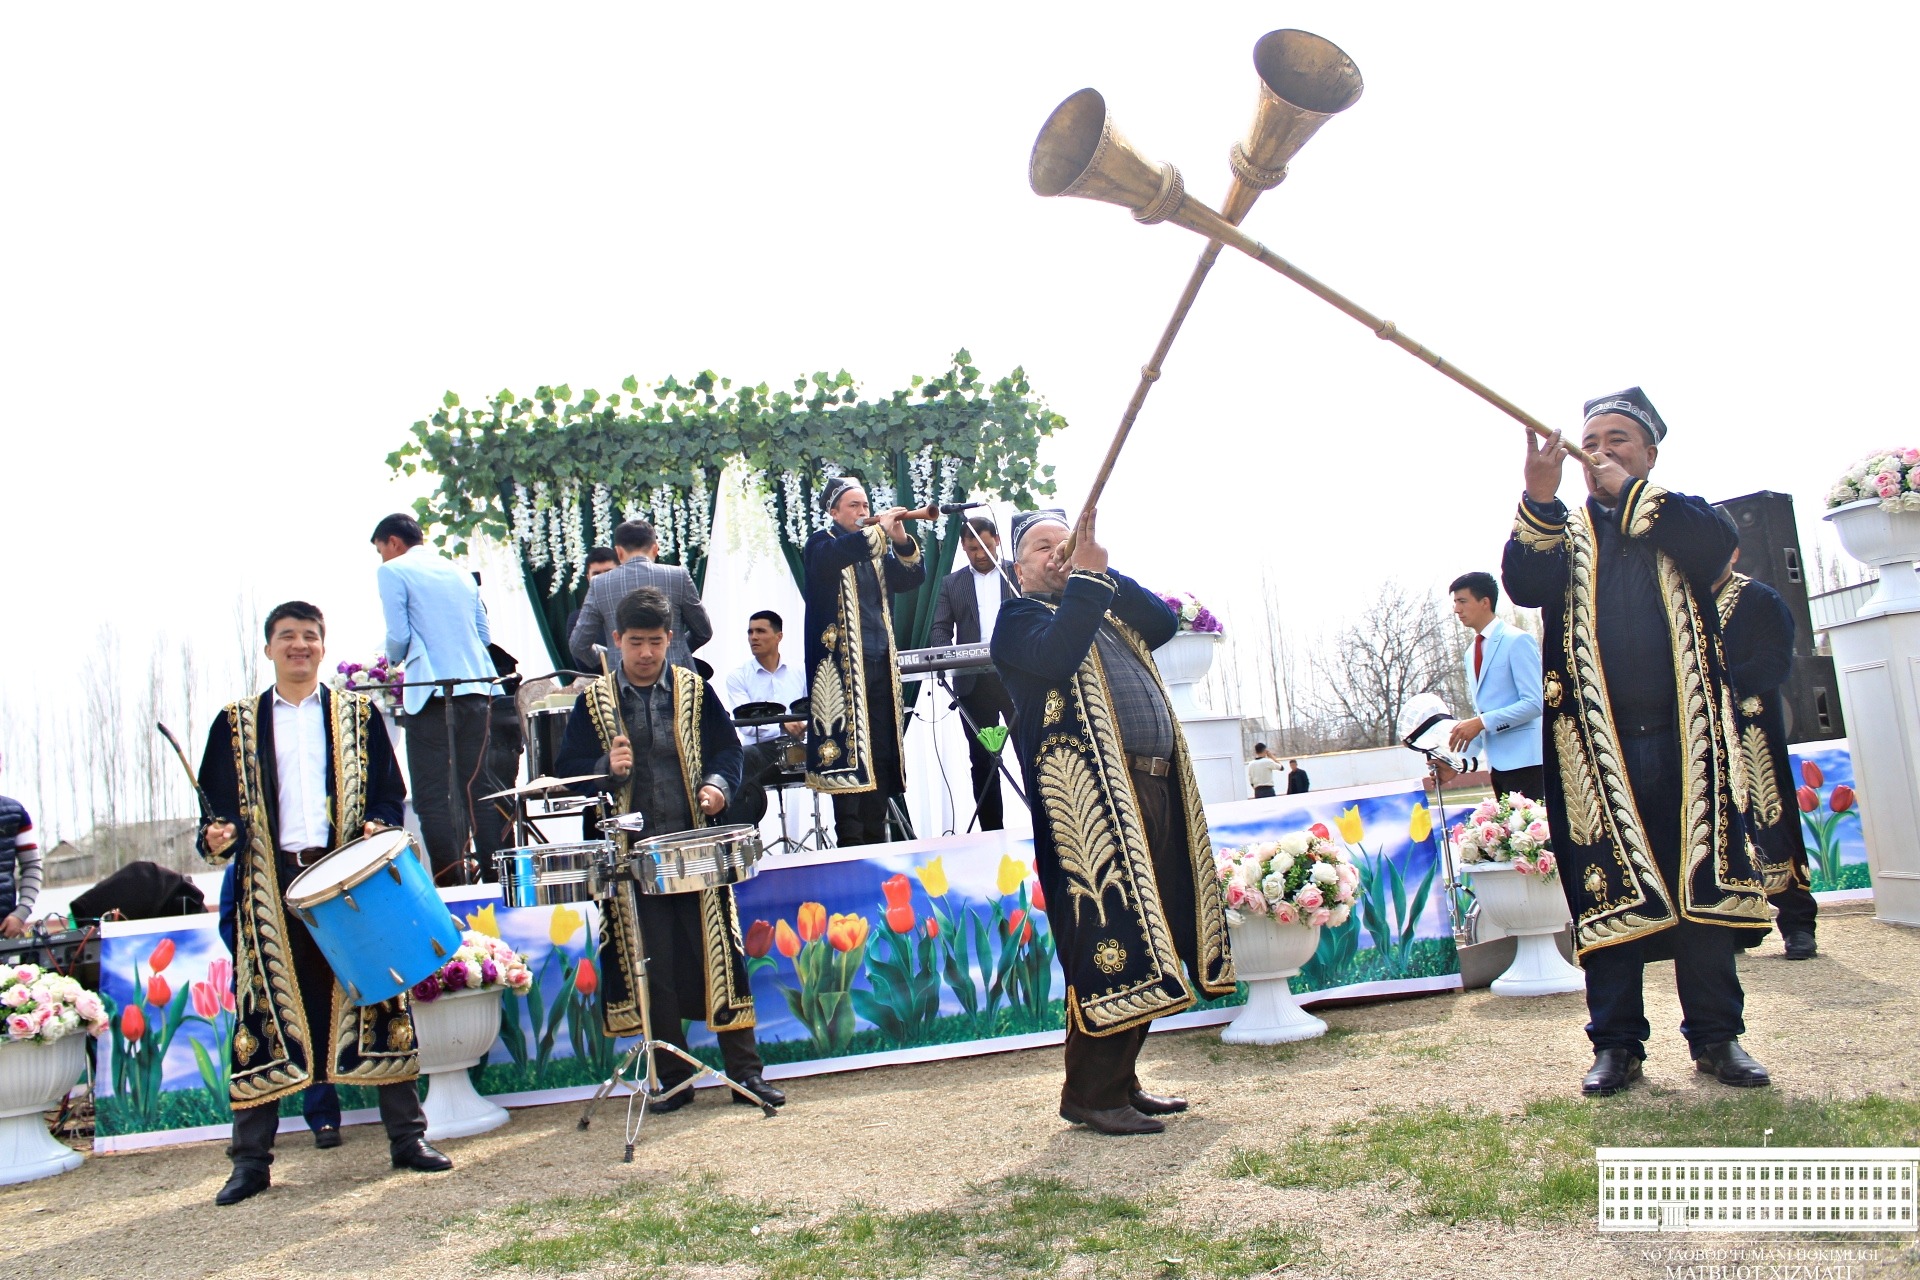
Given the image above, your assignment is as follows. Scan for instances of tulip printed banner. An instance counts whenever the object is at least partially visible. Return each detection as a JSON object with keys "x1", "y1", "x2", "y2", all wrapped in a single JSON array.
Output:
[
  {"x1": 91, "y1": 781, "x2": 1461, "y2": 1150},
  {"x1": 1787, "y1": 739, "x2": 1870, "y2": 896}
]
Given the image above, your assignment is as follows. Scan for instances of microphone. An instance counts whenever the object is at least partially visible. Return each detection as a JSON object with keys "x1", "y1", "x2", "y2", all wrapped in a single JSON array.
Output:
[{"x1": 940, "y1": 501, "x2": 987, "y2": 514}]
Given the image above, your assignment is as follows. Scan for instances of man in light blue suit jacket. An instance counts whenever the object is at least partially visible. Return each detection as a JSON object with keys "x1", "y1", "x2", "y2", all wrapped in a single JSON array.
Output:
[
  {"x1": 1446, "y1": 571, "x2": 1545, "y2": 800},
  {"x1": 373, "y1": 513, "x2": 495, "y2": 881}
]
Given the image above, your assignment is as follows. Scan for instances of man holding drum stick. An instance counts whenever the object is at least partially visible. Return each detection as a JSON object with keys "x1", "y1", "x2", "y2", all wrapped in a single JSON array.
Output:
[{"x1": 196, "y1": 600, "x2": 452, "y2": 1207}]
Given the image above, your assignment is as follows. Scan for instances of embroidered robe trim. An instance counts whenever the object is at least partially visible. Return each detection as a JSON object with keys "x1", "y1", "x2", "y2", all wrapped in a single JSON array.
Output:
[{"x1": 807, "y1": 524, "x2": 919, "y2": 794}]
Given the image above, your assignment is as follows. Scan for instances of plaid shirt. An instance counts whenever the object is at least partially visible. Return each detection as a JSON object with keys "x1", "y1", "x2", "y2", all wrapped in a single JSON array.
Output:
[{"x1": 1031, "y1": 592, "x2": 1174, "y2": 759}]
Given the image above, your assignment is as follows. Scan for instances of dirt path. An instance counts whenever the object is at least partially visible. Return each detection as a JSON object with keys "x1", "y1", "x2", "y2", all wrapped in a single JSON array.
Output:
[{"x1": 3, "y1": 905, "x2": 1915, "y2": 1279}]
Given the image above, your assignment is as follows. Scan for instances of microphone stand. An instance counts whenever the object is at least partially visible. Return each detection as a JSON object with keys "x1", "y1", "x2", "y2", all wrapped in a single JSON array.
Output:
[
  {"x1": 390, "y1": 672, "x2": 515, "y2": 886},
  {"x1": 1400, "y1": 714, "x2": 1470, "y2": 944}
]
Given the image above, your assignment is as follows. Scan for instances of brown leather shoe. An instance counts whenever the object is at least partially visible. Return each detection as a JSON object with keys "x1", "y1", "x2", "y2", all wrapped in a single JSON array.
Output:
[
  {"x1": 1129, "y1": 1089, "x2": 1188, "y2": 1115},
  {"x1": 1058, "y1": 1100, "x2": 1164, "y2": 1135}
]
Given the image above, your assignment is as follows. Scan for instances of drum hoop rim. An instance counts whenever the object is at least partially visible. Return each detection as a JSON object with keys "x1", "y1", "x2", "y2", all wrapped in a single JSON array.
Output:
[{"x1": 284, "y1": 829, "x2": 417, "y2": 908}]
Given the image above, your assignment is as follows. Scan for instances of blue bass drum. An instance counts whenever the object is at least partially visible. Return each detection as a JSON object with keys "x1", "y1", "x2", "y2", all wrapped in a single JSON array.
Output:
[{"x1": 283, "y1": 829, "x2": 461, "y2": 1007}]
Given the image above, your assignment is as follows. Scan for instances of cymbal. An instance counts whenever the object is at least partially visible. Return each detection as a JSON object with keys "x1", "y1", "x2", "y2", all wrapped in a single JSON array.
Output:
[{"x1": 482, "y1": 774, "x2": 606, "y2": 800}]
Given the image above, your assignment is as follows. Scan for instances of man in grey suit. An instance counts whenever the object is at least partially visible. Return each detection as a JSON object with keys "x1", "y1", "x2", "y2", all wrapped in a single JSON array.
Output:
[
  {"x1": 569, "y1": 520, "x2": 713, "y2": 675},
  {"x1": 929, "y1": 516, "x2": 1018, "y2": 831}
]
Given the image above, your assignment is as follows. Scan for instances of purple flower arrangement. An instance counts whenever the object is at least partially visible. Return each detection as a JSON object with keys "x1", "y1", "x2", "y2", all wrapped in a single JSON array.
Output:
[
  {"x1": 331, "y1": 654, "x2": 405, "y2": 714},
  {"x1": 1160, "y1": 592, "x2": 1224, "y2": 635}
]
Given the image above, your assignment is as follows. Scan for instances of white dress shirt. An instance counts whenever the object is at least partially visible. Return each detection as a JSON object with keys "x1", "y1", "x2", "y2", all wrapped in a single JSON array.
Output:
[
  {"x1": 723, "y1": 657, "x2": 808, "y2": 744},
  {"x1": 272, "y1": 686, "x2": 331, "y2": 851},
  {"x1": 971, "y1": 565, "x2": 1003, "y2": 642}
]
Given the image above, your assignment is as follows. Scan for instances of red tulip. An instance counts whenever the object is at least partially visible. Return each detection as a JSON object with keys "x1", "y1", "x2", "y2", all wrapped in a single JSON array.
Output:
[
  {"x1": 1830, "y1": 784, "x2": 1856, "y2": 813},
  {"x1": 1005, "y1": 908, "x2": 1033, "y2": 945},
  {"x1": 744, "y1": 919, "x2": 775, "y2": 958},
  {"x1": 886, "y1": 904, "x2": 916, "y2": 935},
  {"x1": 1797, "y1": 786, "x2": 1819, "y2": 813},
  {"x1": 120, "y1": 1005, "x2": 146, "y2": 1042},
  {"x1": 925, "y1": 916, "x2": 940, "y2": 940},
  {"x1": 190, "y1": 982, "x2": 218, "y2": 1019},
  {"x1": 147, "y1": 975, "x2": 172, "y2": 1008},
  {"x1": 775, "y1": 919, "x2": 801, "y2": 958},
  {"x1": 1310, "y1": 823, "x2": 1331, "y2": 841},
  {"x1": 796, "y1": 901, "x2": 827, "y2": 943},
  {"x1": 881, "y1": 874, "x2": 912, "y2": 911},
  {"x1": 1802, "y1": 759, "x2": 1824, "y2": 788},
  {"x1": 1030, "y1": 876, "x2": 1047, "y2": 914},
  {"x1": 574, "y1": 956, "x2": 598, "y2": 997},
  {"x1": 148, "y1": 938, "x2": 176, "y2": 973}
]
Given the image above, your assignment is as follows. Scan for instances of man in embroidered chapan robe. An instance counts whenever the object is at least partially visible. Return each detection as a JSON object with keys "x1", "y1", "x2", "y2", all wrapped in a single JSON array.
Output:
[
  {"x1": 1503, "y1": 387, "x2": 1784, "y2": 1098},
  {"x1": 555, "y1": 587, "x2": 784, "y2": 1111},
  {"x1": 196, "y1": 600, "x2": 451, "y2": 1207},
  {"x1": 802, "y1": 475, "x2": 927, "y2": 846},
  {"x1": 1713, "y1": 536, "x2": 1817, "y2": 960},
  {"x1": 993, "y1": 509, "x2": 1235, "y2": 1136}
]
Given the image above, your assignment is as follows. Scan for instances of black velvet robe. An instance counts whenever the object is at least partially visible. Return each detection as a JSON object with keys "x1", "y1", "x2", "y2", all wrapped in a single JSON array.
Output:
[
  {"x1": 801, "y1": 523, "x2": 925, "y2": 795},
  {"x1": 1716, "y1": 572, "x2": 1808, "y2": 884}
]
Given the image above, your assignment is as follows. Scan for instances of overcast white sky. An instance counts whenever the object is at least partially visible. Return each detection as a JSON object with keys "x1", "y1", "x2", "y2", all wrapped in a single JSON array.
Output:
[{"x1": 5, "y1": 5, "x2": 1916, "y2": 831}]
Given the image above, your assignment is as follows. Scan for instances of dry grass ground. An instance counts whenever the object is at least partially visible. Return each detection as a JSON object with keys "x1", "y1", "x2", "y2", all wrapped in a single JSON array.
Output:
[{"x1": 3, "y1": 903, "x2": 1916, "y2": 1280}]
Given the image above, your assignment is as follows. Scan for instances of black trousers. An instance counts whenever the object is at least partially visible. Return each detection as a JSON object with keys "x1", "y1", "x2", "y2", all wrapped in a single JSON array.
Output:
[
  {"x1": 1581, "y1": 728, "x2": 1745, "y2": 1058},
  {"x1": 404, "y1": 694, "x2": 491, "y2": 877},
  {"x1": 630, "y1": 890, "x2": 763, "y2": 1090},
  {"x1": 1490, "y1": 764, "x2": 1547, "y2": 802},
  {"x1": 958, "y1": 676, "x2": 1016, "y2": 832},
  {"x1": 1061, "y1": 767, "x2": 1195, "y2": 1111},
  {"x1": 1252, "y1": 785, "x2": 1276, "y2": 799},
  {"x1": 1772, "y1": 830, "x2": 1820, "y2": 938},
  {"x1": 831, "y1": 676, "x2": 905, "y2": 846},
  {"x1": 228, "y1": 910, "x2": 425, "y2": 1170}
]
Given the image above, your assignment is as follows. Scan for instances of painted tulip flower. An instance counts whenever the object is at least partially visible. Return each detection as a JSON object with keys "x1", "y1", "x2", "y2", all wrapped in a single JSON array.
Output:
[
  {"x1": 466, "y1": 904, "x2": 501, "y2": 938},
  {"x1": 775, "y1": 919, "x2": 801, "y2": 958},
  {"x1": 881, "y1": 874, "x2": 912, "y2": 910},
  {"x1": 148, "y1": 938, "x2": 176, "y2": 974},
  {"x1": 797, "y1": 901, "x2": 827, "y2": 943},
  {"x1": 1830, "y1": 784, "x2": 1856, "y2": 813},
  {"x1": 120, "y1": 1005, "x2": 146, "y2": 1042},
  {"x1": 1030, "y1": 873, "x2": 1046, "y2": 914},
  {"x1": 549, "y1": 903, "x2": 585, "y2": 947},
  {"x1": 573, "y1": 956, "x2": 598, "y2": 997},
  {"x1": 1797, "y1": 786, "x2": 1819, "y2": 813},
  {"x1": 1310, "y1": 822, "x2": 1331, "y2": 841},
  {"x1": 916, "y1": 856, "x2": 949, "y2": 899},
  {"x1": 1005, "y1": 908, "x2": 1034, "y2": 945},
  {"x1": 190, "y1": 982, "x2": 218, "y2": 1019},
  {"x1": 827, "y1": 912, "x2": 869, "y2": 953},
  {"x1": 925, "y1": 916, "x2": 940, "y2": 939},
  {"x1": 1802, "y1": 759, "x2": 1824, "y2": 788},
  {"x1": 1336, "y1": 806, "x2": 1365, "y2": 844},
  {"x1": 995, "y1": 854, "x2": 1025, "y2": 898},
  {"x1": 1409, "y1": 802, "x2": 1432, "y2": 844},
  {"x1": 147, "y1": 975, "x2": 172, "y2": 1008},
  {"x1": 744, "y1": 920, "x2": 775, "y2": 958}
]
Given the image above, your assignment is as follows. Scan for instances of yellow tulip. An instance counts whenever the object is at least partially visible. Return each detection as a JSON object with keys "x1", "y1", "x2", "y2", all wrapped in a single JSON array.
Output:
[
  {"x1": 917, "y1": 856, "x2": 950, "y2": 899},
  {"x1": 1408, "y1": 802, "x2": 1432, "y2": 844},
  {"x1": 1335, "y1": 805, "x2": 1365, "y2": 845},
  {"x1": 995, "y1": 854, "x2": 1026, "y2": 898},
  {"x1": 549, "y1": 903, "x2": 586, "y2": 947},
  {"x1": 465, "y1": 904, "x2": 501, "y2": 938}
]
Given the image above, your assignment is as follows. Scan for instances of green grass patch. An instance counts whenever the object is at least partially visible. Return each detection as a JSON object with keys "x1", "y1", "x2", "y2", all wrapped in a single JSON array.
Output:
[
  {"x1": 471, "y1": 1173, "x2": 1310, "y2": 1280},
  {"x1": 1225, "y1": 1091, "x2": 1920, "y2": 1226}
]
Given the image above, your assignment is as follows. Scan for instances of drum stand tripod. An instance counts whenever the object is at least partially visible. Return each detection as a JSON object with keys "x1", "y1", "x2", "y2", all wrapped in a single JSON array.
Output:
[{"x1": 577, "y1": 878, "x2": 776, "y2": 1160}]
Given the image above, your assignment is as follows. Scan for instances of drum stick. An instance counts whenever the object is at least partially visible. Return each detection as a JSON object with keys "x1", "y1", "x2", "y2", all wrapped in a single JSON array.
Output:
[{"x1": 155, "y1": 721, "x2": 216, "y2": 824}]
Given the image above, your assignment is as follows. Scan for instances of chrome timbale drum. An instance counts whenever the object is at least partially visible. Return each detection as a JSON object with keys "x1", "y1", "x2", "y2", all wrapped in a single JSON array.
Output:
[
  {"x1": 497, "y1": 842, "x2": 613, "y2": 907},
  {"x1": 627, "y1": 824, "x2": 763, "y2": 895}
]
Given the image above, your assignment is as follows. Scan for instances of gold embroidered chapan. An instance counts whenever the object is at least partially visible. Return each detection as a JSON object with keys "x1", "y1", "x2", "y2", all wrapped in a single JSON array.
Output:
[{"x1": 806, "y1": 524, "x2": 919, "y2": 795}]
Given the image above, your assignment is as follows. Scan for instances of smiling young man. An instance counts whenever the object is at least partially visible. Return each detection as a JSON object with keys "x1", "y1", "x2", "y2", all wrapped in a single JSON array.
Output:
[
  {"x1": 196, "y1": 601, "x2": 448, "y2": 1206},
  {"x1": 1503, "y1": 388, "x2": 1784, "y2": 1098},
  {"x1": 554, "y1": 587, "x2": 781, "y2": 1111},
  {"x1": 1445, "y1": 570, "x2": 1544, "y2": 800}
]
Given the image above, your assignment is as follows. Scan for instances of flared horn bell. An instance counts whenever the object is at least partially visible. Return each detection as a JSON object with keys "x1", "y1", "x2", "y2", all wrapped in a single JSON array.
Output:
[
  {"x1": 1222, "y1": 29, "x2": 1364, "y2": 222},
  {"x1": 1029, "y1": 88, "x2": 1210, "y2": 235}
]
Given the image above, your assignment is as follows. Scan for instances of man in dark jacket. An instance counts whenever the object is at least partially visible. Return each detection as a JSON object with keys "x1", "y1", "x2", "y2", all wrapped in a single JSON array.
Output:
[{"x1": 929, "y1": 516, "x2": 1018, "y2": 830}]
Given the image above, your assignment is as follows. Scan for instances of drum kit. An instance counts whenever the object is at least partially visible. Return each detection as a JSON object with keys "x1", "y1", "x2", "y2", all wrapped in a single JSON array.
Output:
[{"x1": 730, "y1": 698, "x2": 832, "y2": 855}]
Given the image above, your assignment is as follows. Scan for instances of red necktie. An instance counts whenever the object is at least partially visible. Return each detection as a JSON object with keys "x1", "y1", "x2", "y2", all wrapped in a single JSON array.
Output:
[{"x1": 1474, "y1": 633, "x2": 1485, "y2": 680}]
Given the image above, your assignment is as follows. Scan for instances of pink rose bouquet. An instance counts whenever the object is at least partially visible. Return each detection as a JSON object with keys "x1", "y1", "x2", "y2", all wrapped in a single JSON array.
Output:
[
  {"x1": 1451, "y1": 791, "x2": 1559, "y2": 882},
  {"x1": 1827, "y1": 449, "x2": 1920, "y2": 512},
  {"x1": 411, "y1": 930, "x2": 534, "y2": 1002},
  {"x1": 0, "y1": 963, "x2": 109, "y2": 1045},
  {"x1": 1214, "y1": 829, "x2": 1359, "y2": 928}
]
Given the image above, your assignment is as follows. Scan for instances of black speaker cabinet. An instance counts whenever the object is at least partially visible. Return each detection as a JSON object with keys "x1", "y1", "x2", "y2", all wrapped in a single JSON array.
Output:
[{"x1": 1716, "y1": 490, "x2": 1846, "y2": 742}]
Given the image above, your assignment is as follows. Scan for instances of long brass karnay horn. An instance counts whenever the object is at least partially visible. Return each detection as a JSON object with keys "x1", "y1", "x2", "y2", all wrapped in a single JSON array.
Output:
[{"x1": 1032, "y1": 40, "x2": 1596, "y2": 503}]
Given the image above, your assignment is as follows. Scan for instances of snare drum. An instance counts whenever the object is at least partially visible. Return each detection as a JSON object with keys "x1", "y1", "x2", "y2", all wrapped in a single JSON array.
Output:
[
  {"x1": 628, "y1": 824, "x2": 763, "y2": 895},
  {"x1": 284, "y1": 829, "x2": 461, "y2": 1007},
  {"x1": 496, "y1": 841, "x2": 612, "y2": 907}
]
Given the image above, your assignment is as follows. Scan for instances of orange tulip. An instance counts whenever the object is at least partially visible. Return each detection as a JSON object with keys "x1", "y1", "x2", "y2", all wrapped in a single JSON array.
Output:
[
  {"x1": 886, "y1": 903, "x2": 916, "y2": 935},
  {"x1": 147, "y1": 975, "x2": 172, "y2": 1008},
  {"x1": 148, "y1": 938, "x2": 176, "y2": 973},
  {"x1": 120, "y1": 1005, "x2": 146, "y2": 1042},
  {"x1": 1802, "y1": 759, "x2": 1824, "y2": 788},
  {"x1": 1830, "y1": 784, "x2": 1856, "y2": 813},
  {"x1": 574, "y1": 956, "x2": 598, "y2": 997},
  {"x1": 775, "y1": 919, "x2": 801, "y2": 958},
  {"x1": 881, "y1": 874, "x2": 912, "y2": 910},
  {"x1": 827, "y1": 912, "x2": 870, "y2": 953},
  {"x1": 796, "y1": 901, "x2": 827, "y2": 943}
]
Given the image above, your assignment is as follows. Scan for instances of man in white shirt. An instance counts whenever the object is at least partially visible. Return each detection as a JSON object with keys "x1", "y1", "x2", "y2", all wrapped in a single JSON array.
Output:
[
  {"x1": 929, "y1": 517, "x2": 1019, "y2": 830},
  {"x1": 1445, "y1": 571, "x2": 1545, "y2": 799},
  {"x1": 1246, "y1": 743, "x2": 1285, "y2": 798},
  {"x1": 723, "y1": 611, "x2": 807, "y2": 827}
]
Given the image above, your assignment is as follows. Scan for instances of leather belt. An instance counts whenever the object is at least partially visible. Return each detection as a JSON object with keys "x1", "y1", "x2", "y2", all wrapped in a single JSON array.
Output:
[
  {"x1": 283, "y1": 848, "x2": 330, "y2": 868},
  {"x1": 1128, "y1": 755, "x2": 1172, "y2": 778}
]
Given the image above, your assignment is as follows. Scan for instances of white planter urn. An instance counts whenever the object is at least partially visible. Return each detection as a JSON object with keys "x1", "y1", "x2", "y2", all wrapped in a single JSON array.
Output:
[
  {"x1": 413, "y1": 987, "x2": 509, "y2": 1140},
  {"x1": 1459, "y1": 862, "x2": 1584, "y2": 996},
  {"x1": 1220, "y1": 917, "x2": 1327, "y2": 1044},
  {"x1": 0, "y1": 1035, "x2": 86, "y2": 1185},
  {"x1": 1826, "y1": 497, "x2": 1920, "y2": 618},
  {"x1": 1153, "y1": 631, "x2": 1221, "y2": 719}
]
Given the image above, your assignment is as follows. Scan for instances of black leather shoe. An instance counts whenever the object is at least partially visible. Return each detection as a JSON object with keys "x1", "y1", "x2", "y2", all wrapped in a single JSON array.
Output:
[
  {"x1": 731, "y1": 1074, "x2": 786, "y2": 1107},
  {"x1": 390, "y1": 1138, "x2": 453, "y2": 1172},
  {"x1": 1129, "y1": 1089, "x2": 1188, "y2": 1115},
  {"x1": 1783, "y1": 930, "x2": 1817, "y2": 960},
  {"x1": 313, "y1": 1125, "x2": 342, "y2": 1150},
  {"x1": 1582, "y1": 1048, "x2": 1644, "y2": 1096},
  {"x1": 216, "y1": 1166, "x2": 271, "y2": 1206},
  {"x1": 1695, "y1": 1040, "x2": 1771, "y2": 1087},
  {"x1": 648, "y1": 1085, "x2": 695, "y2": 1114},
  {"x1": 1059, "y1": 1100, "x2": 1165, "y2": 1135}
]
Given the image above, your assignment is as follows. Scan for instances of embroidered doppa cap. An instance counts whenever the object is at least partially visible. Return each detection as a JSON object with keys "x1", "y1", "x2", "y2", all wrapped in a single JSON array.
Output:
[
  {"x1": 818, "y1": 475, "x2": 861, "y2": 512},
  {"x1": 1582, "y1": 386, "x2": 1667, "y2": 444},
  {"x1": 1010, "y1": 509, "x2": 1069, "y2": 557}
]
